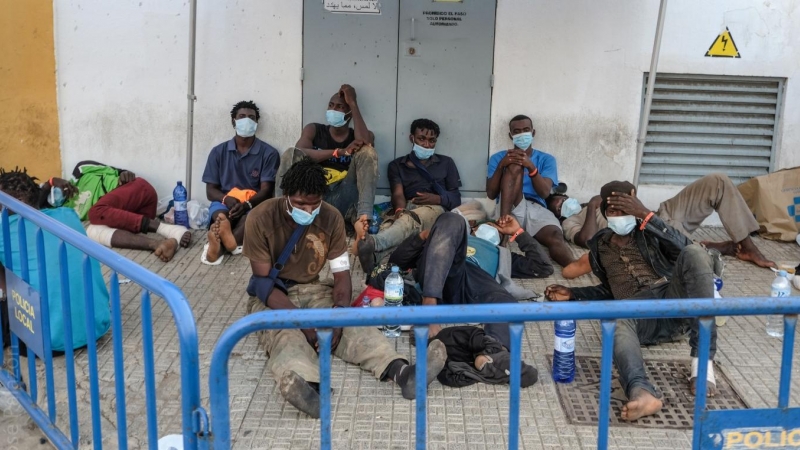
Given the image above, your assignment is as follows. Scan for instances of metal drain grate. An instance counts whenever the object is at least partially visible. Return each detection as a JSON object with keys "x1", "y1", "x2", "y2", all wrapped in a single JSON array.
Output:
[{"x1": 548, "y1": 356, "x2": 749, "y2": 429}]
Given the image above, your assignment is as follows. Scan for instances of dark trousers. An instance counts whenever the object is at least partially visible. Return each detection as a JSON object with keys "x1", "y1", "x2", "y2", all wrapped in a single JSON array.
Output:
[
  {"x1": 88, "y1": 178, "x2": 158, "y2": 233},
  {"x1": 415, "y1": 213, "x2": 517, "y2": 348},
  {"x1": 614, "y1": 244, "x2": 718, "y2": 399}
]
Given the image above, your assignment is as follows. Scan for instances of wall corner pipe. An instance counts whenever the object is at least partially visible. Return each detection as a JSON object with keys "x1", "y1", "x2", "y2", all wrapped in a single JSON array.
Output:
[
  {"x1": 633, "y1": 0, "x2": 668, "y2": 187},
  {"x1": 185, "y1": 0, "x2": 198, "y2": 199}
]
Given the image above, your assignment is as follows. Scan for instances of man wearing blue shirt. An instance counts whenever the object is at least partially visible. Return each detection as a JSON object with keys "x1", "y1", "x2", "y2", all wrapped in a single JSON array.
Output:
[
  {"x1": 202, "y1": 100, "x2": 280, "y2": 263},
  {"x1": 486, "y1": 115, "x2": 574, "y2": 268}
]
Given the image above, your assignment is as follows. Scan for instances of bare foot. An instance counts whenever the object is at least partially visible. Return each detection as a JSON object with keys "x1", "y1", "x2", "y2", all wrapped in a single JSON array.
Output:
[
  {"x1": 701, "y1": 240, "x2": 736, "y2": 256},
  {"x1": 690, "y1": 377, "x2": 718, "y2": 397},
  {"x1": 563, "y1": 253, "x2": 591, "y2": 279},
  {"x1": 735, "y1": 237, "x2": 776, "y2": 269},
  {"x1": 206, "y1": 227, "x2": 223, "y2": 263},
  {"x1": 217, "y1": 215, "x2": 238, "y2": 252},
  {"x1": 180, "y1": 230, "x2": 192, "y2": 248},
  {"x1": 620, "y1": 388, "x2": 662, "y2": 421},
  {"x1": 153, "y1": 238, "x2": 178, "y2": 262}
]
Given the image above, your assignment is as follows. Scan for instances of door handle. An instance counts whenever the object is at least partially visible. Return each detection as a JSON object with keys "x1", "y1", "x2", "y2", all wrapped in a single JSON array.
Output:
[{"x1": 411, "y1": 17, "x2": 416, "y2": 41}]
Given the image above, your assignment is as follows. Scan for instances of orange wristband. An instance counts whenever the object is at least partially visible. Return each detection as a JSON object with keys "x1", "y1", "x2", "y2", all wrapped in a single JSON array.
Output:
[
  {"x1": 332, "y1": 148, "x2": 340, "y2": 158},
  {"x1": 49, "y1": 177, "x2": 54, "y2": 187},
  {"x1": 528, "y1": 168, "x2": 539, "y2": 178},
  {"x1": 509, "y1": 228, "x2": 525, "y2": 242},
  {"x1": 639, "y1": 211, "x2": 654, "y2": 231}
]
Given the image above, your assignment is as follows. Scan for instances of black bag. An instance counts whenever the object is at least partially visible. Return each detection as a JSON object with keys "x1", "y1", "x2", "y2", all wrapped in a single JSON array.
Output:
[
  {"x1": 408, "y1": 153, "x2": 448, "y2": 198},
  {"x1": 246, "y1": 225, "x2": 307, "y2": 303}
]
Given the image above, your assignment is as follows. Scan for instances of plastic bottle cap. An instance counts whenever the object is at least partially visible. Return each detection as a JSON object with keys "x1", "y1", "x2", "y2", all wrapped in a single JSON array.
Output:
[
  {"x1": 391, "y1": 266, "x2": 399, "y2": 273},
  {"x1": 177, "y1": 181, "x2": 183, "y2": 185},
  {"x1": 779, "y1": 270, "x2": 788, "y2": 277}
]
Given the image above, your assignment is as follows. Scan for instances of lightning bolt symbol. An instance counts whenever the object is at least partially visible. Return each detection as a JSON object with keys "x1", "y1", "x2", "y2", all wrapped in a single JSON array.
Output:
[{"x1": 721, "y1": 35, "x2": 728, "y2": 51}]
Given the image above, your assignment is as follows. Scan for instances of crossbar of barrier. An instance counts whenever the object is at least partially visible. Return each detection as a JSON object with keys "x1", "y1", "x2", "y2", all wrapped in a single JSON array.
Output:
[{"x1": 207, "y1": 296, "x2": 799, "y2": 449}]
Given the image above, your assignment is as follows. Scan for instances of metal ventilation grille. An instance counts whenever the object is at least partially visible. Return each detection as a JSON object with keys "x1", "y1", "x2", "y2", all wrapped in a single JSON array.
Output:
[{"x1": 640, "y1": 74, "x2": 784, "y2": 185}]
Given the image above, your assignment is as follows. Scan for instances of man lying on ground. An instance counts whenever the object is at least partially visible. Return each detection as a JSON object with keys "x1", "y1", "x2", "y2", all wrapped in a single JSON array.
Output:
[
  {"x1": 243, "y1": 158, "x2": 446, "y2": 418},
  {"x1": 44, "y1": 161, "x2": 191, "y2": 262},
  {"x1": 0, "y1": 167, "x2": 111, "y2": 352},
  {"x1": 547, "y1": 173, "x2": 775, "y2": 278},
  {"x1": 355, "y1": 118, "x2": 462, "y2": 274},
  {"x1": 545, "y1": 180, "x2": 721, "y2": 422},
  {"x1": 203, "y1": 100, "x2": 280, "y2": 263},
  {"x1": 384, "y1": 212, "x2": 549, "y2": 363}
]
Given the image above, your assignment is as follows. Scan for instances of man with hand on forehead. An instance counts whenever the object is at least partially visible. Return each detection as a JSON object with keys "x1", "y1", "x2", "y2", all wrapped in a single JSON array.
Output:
[
  {"x1": 544, "y1": 180, "x2": 722, "y2": 422},
  {"x1": 279, "y1": 84, "x2": 378, "y2": 231}
]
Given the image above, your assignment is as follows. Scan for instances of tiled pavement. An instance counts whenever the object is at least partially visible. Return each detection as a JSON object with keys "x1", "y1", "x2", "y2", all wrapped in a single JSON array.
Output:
[{"x1": 2, "y1": 227, "x2": 800, "y2": 449}]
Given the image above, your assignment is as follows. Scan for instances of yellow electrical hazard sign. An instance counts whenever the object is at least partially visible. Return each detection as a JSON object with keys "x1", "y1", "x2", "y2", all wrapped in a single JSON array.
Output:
[{"x1": 705, "y1": 27, "x2": 740, "y2": 58}]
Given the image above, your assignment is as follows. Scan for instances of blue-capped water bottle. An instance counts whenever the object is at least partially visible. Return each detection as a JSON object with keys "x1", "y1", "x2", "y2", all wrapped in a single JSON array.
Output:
[
  {"x1": 368, "y1": 211, "x2": 381, "y2": 234},
  {"x1": 383, "y1": 266, "x2": 403, "y2": 338},
  {"x1": 767, "y1": 270, "x2": 791, "y2": 337},
  {"x1": 553, "y1": 320, "x2": 576, "y2": 383},
  {"x1": 173, "y1": 181, "x2": 189, "y2": 227}
]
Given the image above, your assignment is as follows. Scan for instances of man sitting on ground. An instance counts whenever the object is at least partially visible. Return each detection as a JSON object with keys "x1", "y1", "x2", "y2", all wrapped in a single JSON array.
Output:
[
  {"x1": 45, "y1": 161, "x2": 191, "y2": 262},
  {"x1": 355, "y1": 118, "x2": 461, "y2": 274},
  {"x1": 386, "y1": 212, "x2": 550, "y2": 355},
  {"x1": 547, "y1": 173, "x2": 775, "y2": 278},
  {"x1": 544, "y1": 180, "x2": 721, "y2": 422},
  {"x1": 279, "y1": 84, "x2": 378, "y2": 232},
  {"x1": 486, "y1": 115, "x2": 575, "y2": 269},
  {"x1": 202, "y1": 100, "x2": 280, "y2": 263},
  {"x1": 243, "y1": 158, "x2": 446, "y2": 418}
]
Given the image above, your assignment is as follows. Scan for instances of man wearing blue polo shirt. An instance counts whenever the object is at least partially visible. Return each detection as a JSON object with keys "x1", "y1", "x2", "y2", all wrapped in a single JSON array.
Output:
[
  {"x1": 202, "y1": 100, "x2": 280, "y2": 263},
  {"x1": 486, "y1": 115, "x2": 575, "y2": 268}
]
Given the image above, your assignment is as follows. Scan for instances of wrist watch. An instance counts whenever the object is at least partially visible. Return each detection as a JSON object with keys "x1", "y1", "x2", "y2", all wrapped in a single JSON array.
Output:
[{"x1": 245, "y1": 200, "x2": 253, "y2": 210}]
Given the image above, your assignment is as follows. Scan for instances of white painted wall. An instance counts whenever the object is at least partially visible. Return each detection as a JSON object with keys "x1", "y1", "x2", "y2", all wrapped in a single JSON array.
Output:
[
  {"x1": 55, "y1": 0, "x2": 799, "y2": 209},
  {"x1": 54, "y1": 0, "x2": 302, "y2": 199},
  {"x1": 490, "y1": 0, "x2": 800, "y2": 207}
]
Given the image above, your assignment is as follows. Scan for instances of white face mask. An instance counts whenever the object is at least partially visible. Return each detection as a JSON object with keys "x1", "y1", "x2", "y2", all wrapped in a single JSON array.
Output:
[
  {"x1": 560, "y1": 198, "x2": 581, "y2": 219},
  {"x1": 235, "y1": 118, "x2": 258, "y2": 137},
  {"x1": 475, "y1": 224, "x2": 501, "y2": 246},
  {"x1": 607, "y1": 215, "x2": 637, "y2": 236}
]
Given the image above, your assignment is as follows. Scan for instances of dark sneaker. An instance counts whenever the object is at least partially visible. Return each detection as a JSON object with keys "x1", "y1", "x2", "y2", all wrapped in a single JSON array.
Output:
[
  {"x1": 356, "y1": 234, "x2": 377, "y2": 275},
  {"x1": 279, "y1": 370, "x2": 321, "y2": 418},
  {"x1": 399, "y1": 339, "x2": 447, "y2": 400}
]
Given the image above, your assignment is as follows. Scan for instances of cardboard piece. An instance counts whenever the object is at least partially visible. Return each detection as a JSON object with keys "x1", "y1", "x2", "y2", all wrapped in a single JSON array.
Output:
[{"x1": 737, "y1": 167, "x2": 800, "y2": 241}]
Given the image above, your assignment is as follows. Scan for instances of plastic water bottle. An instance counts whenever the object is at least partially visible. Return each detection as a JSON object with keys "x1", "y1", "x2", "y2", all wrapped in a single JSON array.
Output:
[
  {"x1": 553, "y1": 320, "x2": 576, "y2": 383},
  {"x1": 713, "y1": 277, "x2": 727, "y2": 326},
  {"x1": 383, "y1": 266, "x2": 403, "y2": 338},
  {"x1": 360, "y1": 296, "x2": 371, "y2": 308},
  {"x1": 173, "y1": 181, "x2": 189, "y2": 228},
  {"x1": 368, "y1": 211, "x2": 381, "y2": 234},
  {"x1": 767, "y1": 270, "x2": 791, "y2": 337}
]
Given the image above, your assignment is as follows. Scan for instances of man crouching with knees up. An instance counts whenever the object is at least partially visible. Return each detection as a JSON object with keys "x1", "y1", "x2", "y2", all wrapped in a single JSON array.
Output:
[
  {"x1": 544, "y1": 180, "x2": 721, "y2": 422},
  {"x1": 242, "y1": 157, "x2": 446, "y2": 418}
]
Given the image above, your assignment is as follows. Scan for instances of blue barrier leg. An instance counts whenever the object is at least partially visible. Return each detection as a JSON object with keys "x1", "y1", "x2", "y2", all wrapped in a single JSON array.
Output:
[
  {"x1": 142, "y1": 290, "x2": 159, "y2": 450},
  {"x1": 27, "y1": 347, "x2": 37, "y2": 401},
  {"x1": 11, "y1": 334, "x2": 21, "y2": 382},
  {"x1": 82, "y1": 256, "x2": 103, "y2": 450},
  {"x1": 508, "y1": 323, "x2": 524, "y2": 450},
  {"x1": 36, "y1": 229, "x2": 57, "y2": 422},
  {"x1": 109, "y1": 272, "x2": 129, "y2": 449},
  {"x1": 414, "y1": 326, "x2": 429, "y2": 450},
  {"x1": 598, "y1": 319, "x2": 616, "y2": 450},
  {"x1": 317, "y1": 329, "x2": 333, "y2": 450},
  {"x1": 0, "y1": 206, "x2": 8, "y2": 367},
  {"x1": 59, "y1": 242, "x2": 80, "y2": 446},
  {"x1": 691, "y1": 317, "x2": 713, "y2": 449},
  {"x1": 778, "y1": 315, "x2": 797, "y2": 408}
]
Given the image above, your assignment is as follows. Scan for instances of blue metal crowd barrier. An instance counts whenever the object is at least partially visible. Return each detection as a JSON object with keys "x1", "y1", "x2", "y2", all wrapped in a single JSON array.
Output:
[
  {"x1": 207, "y1": 296, "x2": 800, "y2": 450},
  {"x1": 0, "y1": 192, "x2": 205, "y2": 450}
]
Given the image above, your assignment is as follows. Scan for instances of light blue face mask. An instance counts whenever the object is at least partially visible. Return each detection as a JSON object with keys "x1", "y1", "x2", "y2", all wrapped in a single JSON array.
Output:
[
  {"x1": 607, "y1": 215, "x2": 637, "y2": 236},
  {"x1": 48, "y1": 186, "x2": 65, "y2": 207},
  {"x1": 413, "y1": 143, "x2": 435, "y2": 160},
  {"x1": 512, "y1": 132, "x2": 533, "y2": 150},
  {"x1": 475, "y1": 224, "x2": 501, "y2": 246},
  {"x1": 235, "y1": 118, "x2": 258, "y2": 137},
  {"x1": 286, "y1": 197, "x2": 321, "y2": 226},
  {"x1": 560, "y1": 197, "x2": 581, "y2": 219},
  {"x1": 326, "y1": 110, "x2": 348, "y2": 127}
]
